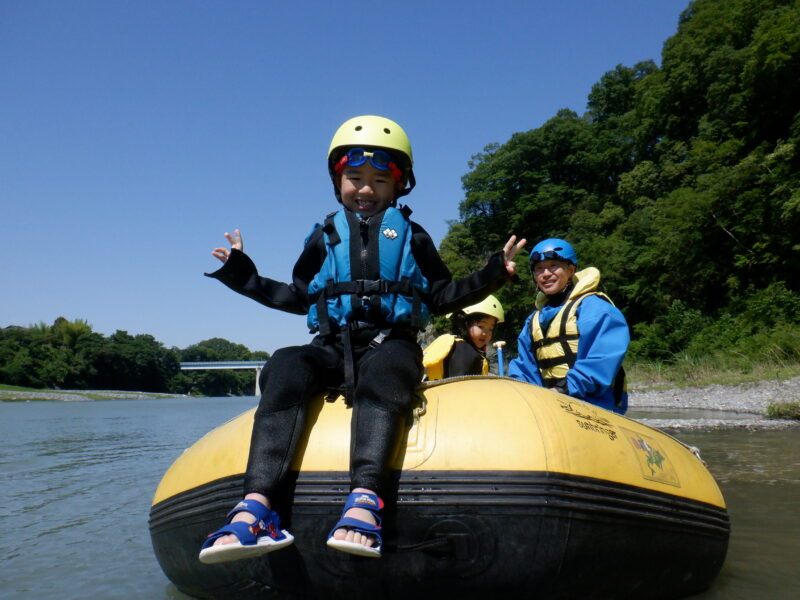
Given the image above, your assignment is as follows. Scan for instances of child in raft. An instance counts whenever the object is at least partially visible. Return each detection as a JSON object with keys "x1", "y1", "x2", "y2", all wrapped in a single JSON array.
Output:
[
  {"x1": 422, "y1": 294, "x2": 505, "y2": 380},
  {"x1": 199, "y1": 115, "x2": 526, "y2": 562}
]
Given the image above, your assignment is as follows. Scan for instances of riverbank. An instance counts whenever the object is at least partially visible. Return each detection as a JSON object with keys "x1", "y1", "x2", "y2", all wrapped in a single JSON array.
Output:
[
  {"x1": 628, "y1": 375, "x2": 800, "y2": 431},
  {"x1": 0, "y1": 388, "x2": 186, "y2": 402},
  {"x1": 4, "y1": 379, "x2": 799, "y2": 430}
]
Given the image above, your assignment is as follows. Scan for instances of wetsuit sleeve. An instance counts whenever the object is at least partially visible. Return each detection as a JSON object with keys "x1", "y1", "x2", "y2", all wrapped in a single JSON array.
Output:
[
  {"x1": 506, "y1": 313, "x2": 545, "y2": 386},
  {"x1": 204, "y1": 228, "x2": 327, "y2": 315},
  {"x1": 444, "y1": 341, "x2": 484, "y2": 377},
  {"x1": 410, "y1": 222, "x2": 510, "y2": 314},
  {"x1": 566, "y1": 296, "x2": 630, "y2": 399}
]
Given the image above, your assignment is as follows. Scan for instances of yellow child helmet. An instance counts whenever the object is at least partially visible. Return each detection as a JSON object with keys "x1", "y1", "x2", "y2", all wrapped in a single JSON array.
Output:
[
  {"x1": 457, "y1": 294, "x2": 505, "y2": 323},
  {"x1": 328, "y1": 115, "x2": 416, "y2": 199},
  {"x1": 328, "y1": 115, "x2": 413, "y2": 165}
]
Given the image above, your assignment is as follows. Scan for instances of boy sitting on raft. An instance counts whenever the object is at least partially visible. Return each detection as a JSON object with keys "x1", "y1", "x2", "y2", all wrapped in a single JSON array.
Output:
[{"x1": 199, "y1": 115, "x2": 526, "y2": 562}]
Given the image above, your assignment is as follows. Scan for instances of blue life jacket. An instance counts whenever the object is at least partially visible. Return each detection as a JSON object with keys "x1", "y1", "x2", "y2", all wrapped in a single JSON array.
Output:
[{"x1": 307, "y1": 206, "x2": 430, "y2": 335}]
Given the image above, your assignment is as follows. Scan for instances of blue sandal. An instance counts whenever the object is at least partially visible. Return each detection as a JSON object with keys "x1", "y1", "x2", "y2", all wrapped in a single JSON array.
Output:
[
  {"x1": 198, "y1": 499, "x2": 294, "y2": 564},
  {"x1": 326, "y1": 491, "x2": 384, "y2": 558}
]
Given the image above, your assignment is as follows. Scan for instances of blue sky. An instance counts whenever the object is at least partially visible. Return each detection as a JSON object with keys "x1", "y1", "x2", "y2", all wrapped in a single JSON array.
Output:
[{"x1": 2, "y1": 0, "x2": 691, "y2": 354}]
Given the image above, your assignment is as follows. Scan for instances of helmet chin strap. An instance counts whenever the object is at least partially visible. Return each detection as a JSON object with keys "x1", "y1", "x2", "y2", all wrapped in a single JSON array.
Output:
[{"x1": 395, "y1": 169, "x2": 416, "y2": 198}]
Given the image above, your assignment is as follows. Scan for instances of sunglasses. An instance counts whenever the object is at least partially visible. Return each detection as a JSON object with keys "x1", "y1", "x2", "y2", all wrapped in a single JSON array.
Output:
[
  {"x1": 529, "y1": 250, "x2": 568, "y2": 263},
  {"x1": 335, "y1": 148, "x2": 403, "y2": 181}
]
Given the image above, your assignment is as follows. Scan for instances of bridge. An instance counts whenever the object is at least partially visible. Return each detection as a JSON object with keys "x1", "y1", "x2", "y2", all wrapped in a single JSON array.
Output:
[{"x1": 179, "y1": 360, "x2": 266, "y2": 396}]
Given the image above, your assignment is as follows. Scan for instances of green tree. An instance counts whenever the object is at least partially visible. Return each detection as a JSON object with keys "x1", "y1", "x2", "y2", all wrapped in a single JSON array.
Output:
[
  {"x1": 440, "y1": 0, "x2": 800, "y2": 361},
  {"x1": 84, "y1": 330, "x2": 180, "y2": 392},
  {"x1": 0, "y1": 319, "x2": 98, "y2": 388}
]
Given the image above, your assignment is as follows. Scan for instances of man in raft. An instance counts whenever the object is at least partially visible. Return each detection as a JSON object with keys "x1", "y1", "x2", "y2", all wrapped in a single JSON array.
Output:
[{"x1": 507, "y1": 238, "x2": 630, "y2": 414}]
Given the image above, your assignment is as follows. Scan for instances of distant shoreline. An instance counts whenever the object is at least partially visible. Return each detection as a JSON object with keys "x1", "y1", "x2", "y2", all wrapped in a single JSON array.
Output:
[
  {"x1": 626, "y1": 376, "x2": 800, "y2": 431},
  {"x1": 0, "y1": 389, "x2": 187, "y2": 402},
  {"x1": 4, "y1": 378, "x2": 799, "y2": 431}
]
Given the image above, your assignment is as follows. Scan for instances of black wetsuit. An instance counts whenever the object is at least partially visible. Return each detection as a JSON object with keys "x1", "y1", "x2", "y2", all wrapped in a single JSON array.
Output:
[{"x1": 207, "y1": 215, "x2": 508, "y2": 499}]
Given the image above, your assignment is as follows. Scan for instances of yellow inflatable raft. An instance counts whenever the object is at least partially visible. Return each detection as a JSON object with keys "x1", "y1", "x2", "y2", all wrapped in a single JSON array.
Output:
[{"x1": 150, "y1": 376, "x2": 729, "y2": 599}]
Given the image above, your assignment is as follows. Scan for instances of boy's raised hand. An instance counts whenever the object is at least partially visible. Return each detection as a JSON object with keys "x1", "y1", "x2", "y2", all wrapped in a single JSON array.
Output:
[
  {"x1": 211, "y1": 229, "x2": 244, "y2": 263},
  {"x1": 503, "y1": 235, "x2": 527, "y2": 276}
]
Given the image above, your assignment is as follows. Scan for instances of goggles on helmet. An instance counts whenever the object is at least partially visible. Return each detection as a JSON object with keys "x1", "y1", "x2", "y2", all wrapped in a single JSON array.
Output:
[
  {"x1": 334, "y1": 147, "x2": 404, "y2": 182},
  {"x1": 529, "y1": 250, "x2": 574, "y2": 265}
]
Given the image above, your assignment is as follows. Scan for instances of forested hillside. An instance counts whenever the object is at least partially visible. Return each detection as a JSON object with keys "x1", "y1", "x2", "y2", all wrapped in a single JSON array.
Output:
[{"x1": 440, "y1": 0, "x2": 800, "y2": 366}]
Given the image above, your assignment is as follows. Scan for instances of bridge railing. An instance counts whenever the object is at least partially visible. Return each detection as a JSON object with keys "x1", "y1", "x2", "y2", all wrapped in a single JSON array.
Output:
[{"x1": 179, "y1": 361, "x2": 266, "y2": 396}]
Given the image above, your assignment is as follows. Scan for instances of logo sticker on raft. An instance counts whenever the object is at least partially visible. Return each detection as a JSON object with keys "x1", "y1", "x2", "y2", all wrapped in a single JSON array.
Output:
[
  {"x1": 556, "y1": 398, "x2": 618, "y2": 441},
  {"x1": 621, "y1": 427, "x2": 681, "y2": 487}
]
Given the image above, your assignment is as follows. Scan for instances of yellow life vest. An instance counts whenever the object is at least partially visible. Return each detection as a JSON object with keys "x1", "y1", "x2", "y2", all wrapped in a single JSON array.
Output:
[
  {"x1": 530, "y1": 267, "x2": 613, "y2": 387},
  {"x1": 422, "y1": 334, "x2": 489, "y2": 381}
]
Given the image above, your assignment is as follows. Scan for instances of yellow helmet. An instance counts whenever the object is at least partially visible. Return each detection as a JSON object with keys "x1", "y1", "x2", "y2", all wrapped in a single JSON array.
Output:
[
  {"x1": 328, "y1": 115, "x2": 413, "y2": 166},
  {"x1": 458, "y1": 294, "x2": 505, "y2": 323},
  {"x1": 328, "y1": 115, "x2": 416, "y2": 199}
]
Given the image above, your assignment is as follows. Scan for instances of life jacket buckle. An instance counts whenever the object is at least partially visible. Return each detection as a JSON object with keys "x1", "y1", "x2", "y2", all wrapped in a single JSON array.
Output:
[
  {"x1": 368, "y1": 330, "x2": 389, "y2": 349},
  {"x1": 355, "y1": 279, "x2": 385, "y2": 295}
]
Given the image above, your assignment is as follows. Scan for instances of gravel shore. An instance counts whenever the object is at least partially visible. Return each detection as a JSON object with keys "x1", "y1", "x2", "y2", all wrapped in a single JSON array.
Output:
[
  {"x1": 628, "y1": 376, "x2": 800, "y2": 431},
  {"x1": 0, "y1": 389, "x2": 185, "y2": 402}
]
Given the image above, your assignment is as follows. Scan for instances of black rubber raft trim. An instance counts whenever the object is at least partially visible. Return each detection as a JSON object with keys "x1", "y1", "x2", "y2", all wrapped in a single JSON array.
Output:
[{"x1": 150, "y1": 470, "x2": 729, "y2": 537}]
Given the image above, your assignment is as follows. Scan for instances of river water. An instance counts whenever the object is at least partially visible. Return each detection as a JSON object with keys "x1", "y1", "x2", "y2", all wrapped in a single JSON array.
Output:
[{"x1": 2, "y1": 396, "x2": 798, "y2": 599}]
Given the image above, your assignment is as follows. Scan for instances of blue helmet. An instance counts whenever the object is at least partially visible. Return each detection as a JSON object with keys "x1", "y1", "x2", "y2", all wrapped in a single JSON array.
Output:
[{"x1": 529, "y1": 238, "x2": 578, "y2": 266}]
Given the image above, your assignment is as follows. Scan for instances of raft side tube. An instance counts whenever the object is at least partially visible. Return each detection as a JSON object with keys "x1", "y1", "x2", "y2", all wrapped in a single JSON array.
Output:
[
  {"x1": 151, "y1": 469, "x2": 729, "y2": 600},
  {"x1": 154, "y1": 377, "x2": 726, "y2": 509}
]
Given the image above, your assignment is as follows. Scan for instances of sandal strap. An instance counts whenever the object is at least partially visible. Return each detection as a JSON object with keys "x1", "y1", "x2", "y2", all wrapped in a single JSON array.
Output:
[
  {"x1": 202, "y1": 520, "x2": 259, "y2": 548},
  {"x1": 226, "y1": 499, "x2": 270, "y2": 523},
  {"x1": 201, "y1": 520, "x2": 260, "y2": 550},
  {"x1": 332, "y1": 516, "x2": 381, "y2": 535},
  {"x1": 327, "y1": 492, "x2": 384, "y2": 545},
  {"x1": 220, "y1": 499, "x2": 288, "y2": 543},
  {"x1": 342, "y1": 491, "x2": 384, "y2": 521}
]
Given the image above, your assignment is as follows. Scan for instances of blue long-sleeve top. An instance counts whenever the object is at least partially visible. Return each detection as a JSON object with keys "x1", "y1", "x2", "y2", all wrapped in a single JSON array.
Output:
[{"x1": 507, "y1": 293, "x2": 630, "y2": 413}]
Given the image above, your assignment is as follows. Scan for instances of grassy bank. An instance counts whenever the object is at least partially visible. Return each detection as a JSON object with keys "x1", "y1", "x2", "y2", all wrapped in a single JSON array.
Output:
[
  {"x1": 626, "y1": 359, "x2": 800, "y2": 390},
  {"x1": 765, "y1": 402, "x2": 800, "y2": 420}
]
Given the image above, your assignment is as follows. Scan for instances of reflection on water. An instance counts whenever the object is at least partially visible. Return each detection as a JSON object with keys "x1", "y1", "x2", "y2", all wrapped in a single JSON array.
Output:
[{"x1": 1, "y1": 398, "x2": 798, "y2": 599}]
